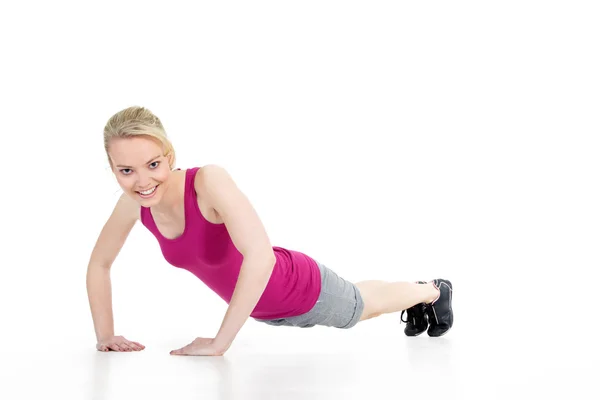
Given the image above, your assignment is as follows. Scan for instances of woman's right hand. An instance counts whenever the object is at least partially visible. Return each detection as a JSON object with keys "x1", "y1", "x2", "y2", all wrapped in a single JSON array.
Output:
[{"x1": 96, "y1": 335, "x2": 145, "y2": 352}]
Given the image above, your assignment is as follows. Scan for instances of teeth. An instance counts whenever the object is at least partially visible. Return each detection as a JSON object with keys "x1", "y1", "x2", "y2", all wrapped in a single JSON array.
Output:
[{"x1": 139, "y1": 186, "x2": 157, "y2": 195}]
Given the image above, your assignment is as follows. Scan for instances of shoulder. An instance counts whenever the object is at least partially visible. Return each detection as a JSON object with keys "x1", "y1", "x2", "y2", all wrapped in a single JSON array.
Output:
[
  {"x1": 193, "y1": 164, "x2": 234, "y2": 193},
  {"x1": 193, "y1": 164, "x2": 239, "y2": 207},
  {"x1": 116, "y1": 191, "x2": 141, "y2": 219},
  {"x1": 106, "y1": 191, "x2": 141, "y2": 226}
]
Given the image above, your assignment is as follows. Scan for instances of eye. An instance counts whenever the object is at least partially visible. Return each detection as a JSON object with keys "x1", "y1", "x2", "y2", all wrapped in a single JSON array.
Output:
[
  {"x1": 120, "y1": 169, "x2": 132, "y2": 175},
  {"x1": 150, "y1": 161, "x2": 160, "y2": 168}
]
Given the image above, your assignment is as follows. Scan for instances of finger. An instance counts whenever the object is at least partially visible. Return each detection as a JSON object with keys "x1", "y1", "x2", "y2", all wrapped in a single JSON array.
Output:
[
  {"x1": 125, "y1": 342, "x2": 138, "y2": 351},
  {"x1": 111, "y1": 344, "x2": 123, "y2": 351},
  {"x1": 132, "y1": 341, "x2": 145, "y2": 349},
  {"x1": 126, "y1": 342, "x2": 141, "y2": 351},
  {"x1": 170, "y1": 348, "x2": 187, "y2": 355},
  {"x1": 119, "y1": 343, "x2": 134, "y2": 351},
  {"x1": 127, "y1": 342, "x2": 143, "y2": 351}
]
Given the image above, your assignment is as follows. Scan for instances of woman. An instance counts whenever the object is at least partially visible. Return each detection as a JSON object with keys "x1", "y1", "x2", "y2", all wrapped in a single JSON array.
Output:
[{"x1": 86, "y1": 106, "x2": 454, "y2": 356}]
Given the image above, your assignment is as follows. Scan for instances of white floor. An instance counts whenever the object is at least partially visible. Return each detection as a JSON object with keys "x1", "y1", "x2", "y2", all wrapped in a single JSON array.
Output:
[
  {"x1": 1, "y1": 2, "x2": 598, "y2": 399},
  {"x1": 1, "y1": 313, "x2": 596, "y2": 400}
]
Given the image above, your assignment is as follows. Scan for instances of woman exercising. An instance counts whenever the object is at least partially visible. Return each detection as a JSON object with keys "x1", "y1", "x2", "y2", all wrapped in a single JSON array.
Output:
[{"x1": 86, "y1": 106, "x2": 454, "y2": 356}]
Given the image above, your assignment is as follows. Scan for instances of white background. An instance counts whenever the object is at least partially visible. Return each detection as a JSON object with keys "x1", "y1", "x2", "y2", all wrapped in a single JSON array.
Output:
[{"x1": 1, "y1": 1, "x2": 598, "y2": 398}]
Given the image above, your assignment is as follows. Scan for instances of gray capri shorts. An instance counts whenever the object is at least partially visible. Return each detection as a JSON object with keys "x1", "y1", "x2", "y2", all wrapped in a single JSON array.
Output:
[{"x1": 254, "y1": 261, "x2": 365, "y2": 329}]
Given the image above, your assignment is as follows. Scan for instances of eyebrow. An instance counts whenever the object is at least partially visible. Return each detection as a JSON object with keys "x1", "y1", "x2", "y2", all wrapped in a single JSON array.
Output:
[{"x1": 116, "y1": 155, "x2": 161, "y2": 168}]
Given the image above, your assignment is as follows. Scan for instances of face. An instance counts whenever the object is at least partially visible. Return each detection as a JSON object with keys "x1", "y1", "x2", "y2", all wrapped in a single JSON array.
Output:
[{"x1": 108, "y1": 136, "x2": 173, "y2": 206}]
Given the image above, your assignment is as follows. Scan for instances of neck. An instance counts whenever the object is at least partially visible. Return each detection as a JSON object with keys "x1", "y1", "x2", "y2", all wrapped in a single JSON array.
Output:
[{"x1": 151, "y1": 170, "x2": 182, "y2": 215}]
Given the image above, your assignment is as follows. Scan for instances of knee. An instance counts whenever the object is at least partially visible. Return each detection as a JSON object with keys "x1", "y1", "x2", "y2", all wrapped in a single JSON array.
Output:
[{"x1": 359, "y1": 309, "x2": 382, "y2": 322}]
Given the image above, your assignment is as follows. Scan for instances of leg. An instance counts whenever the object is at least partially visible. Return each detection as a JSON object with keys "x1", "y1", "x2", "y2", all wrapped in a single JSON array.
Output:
[{"x1": 355, "y1": 280, "x2": 439, "y2": 322}]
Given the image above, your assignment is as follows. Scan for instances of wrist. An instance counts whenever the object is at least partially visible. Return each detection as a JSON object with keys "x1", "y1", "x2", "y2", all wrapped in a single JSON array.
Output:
[
  {"x1": 97, "y1": 332, "x2": 115, "y2": 342},
  {"x1": 211, "y1": 337, "x2": 232, "y2": 353}
]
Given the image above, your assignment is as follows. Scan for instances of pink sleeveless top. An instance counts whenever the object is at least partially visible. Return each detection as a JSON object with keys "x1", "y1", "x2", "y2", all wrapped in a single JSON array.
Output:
[{"x1": 139, "y1": 167, "x2": 322, "y2": 319}]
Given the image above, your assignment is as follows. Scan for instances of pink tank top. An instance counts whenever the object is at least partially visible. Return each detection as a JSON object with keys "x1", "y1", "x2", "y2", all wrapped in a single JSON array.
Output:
[{"x1": 139, "y1": 167, "x2": 321, "y2": 319}]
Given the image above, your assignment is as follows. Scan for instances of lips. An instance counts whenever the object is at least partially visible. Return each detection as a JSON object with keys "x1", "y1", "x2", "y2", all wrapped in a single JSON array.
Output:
[{"x1": 136, "y1": 184, "x2": 159, "y2": 198}]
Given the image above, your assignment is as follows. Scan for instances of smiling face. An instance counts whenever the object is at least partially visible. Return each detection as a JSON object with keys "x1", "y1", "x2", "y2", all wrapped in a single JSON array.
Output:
[{"x1": 108, "y1": 136, "x2": 174, "y2": 206}]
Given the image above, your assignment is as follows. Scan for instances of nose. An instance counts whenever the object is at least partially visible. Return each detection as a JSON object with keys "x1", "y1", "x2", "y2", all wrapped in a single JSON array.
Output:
[{"x1": 136, "y1": 171, "x2": 154, "y2": 189}]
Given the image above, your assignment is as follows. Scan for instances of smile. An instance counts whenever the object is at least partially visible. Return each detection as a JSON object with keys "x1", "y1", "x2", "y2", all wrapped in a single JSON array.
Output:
[{"x1": 137, "y1": 185, "x2": 159, "y2": 198}]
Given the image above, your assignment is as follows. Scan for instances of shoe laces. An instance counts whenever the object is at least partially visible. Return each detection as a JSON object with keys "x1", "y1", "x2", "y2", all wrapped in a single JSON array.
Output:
[{"x1": 401, "y1": 303, "x2": 426, "y2": 325}]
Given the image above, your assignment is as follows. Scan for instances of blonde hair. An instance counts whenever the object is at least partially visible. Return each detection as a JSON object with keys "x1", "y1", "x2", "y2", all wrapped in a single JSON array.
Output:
[{"x1": 103, "y1": 106, "x2": 176, "y2": 169}]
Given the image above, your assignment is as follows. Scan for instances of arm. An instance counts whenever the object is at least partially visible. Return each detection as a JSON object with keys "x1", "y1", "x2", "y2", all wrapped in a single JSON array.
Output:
[
  {"x1": 198, "y1": 165, "x2": 276, "y2": 352},
  {"x1": 86, "y1": 193, "x2": 140, "y2": 343},
  {"x1": 87, "y1": 266, "x2": 115, "y2": 342}
]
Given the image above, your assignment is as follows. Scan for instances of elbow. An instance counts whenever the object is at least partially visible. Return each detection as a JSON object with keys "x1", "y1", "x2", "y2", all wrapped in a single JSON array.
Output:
[
  {"x1": 265, "y1": 250, "x2": 276, "y2": 266},
  {"x1": 244, "y1": 250, "x2": 276, "y2": 272},
  {"x1": 260, "y1": 252, "x2": 276, "y2": 269}
]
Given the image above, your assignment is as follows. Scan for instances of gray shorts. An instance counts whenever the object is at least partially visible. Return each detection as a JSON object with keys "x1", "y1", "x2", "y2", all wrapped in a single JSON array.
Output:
[{"x1": 254, "y1": 262, "x2": 365, "y2": 329}]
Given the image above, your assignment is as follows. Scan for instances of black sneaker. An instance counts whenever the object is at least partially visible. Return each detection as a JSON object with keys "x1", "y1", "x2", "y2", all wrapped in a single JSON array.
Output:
[
  {"x1": 400, "y1": 281, "x2": 429, "y2": 336},
  {"x1": 425, "y1": 279, "x2": 453, "y2": 337}
]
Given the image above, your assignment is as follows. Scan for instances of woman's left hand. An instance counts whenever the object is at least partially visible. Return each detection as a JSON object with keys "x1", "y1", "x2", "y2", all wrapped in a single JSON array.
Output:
[{"x1": 170, "y1": 337, "x2": 228, "y2": 356}]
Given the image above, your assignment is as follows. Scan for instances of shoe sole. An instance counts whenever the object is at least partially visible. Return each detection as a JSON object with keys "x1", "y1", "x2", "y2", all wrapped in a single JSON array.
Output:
[
  {"x1": 405, "y1": 329, "x2": 427, "y2": 337},
  {"x1": 428, "y1": 327, "x2": 452, "y2": 337}
]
